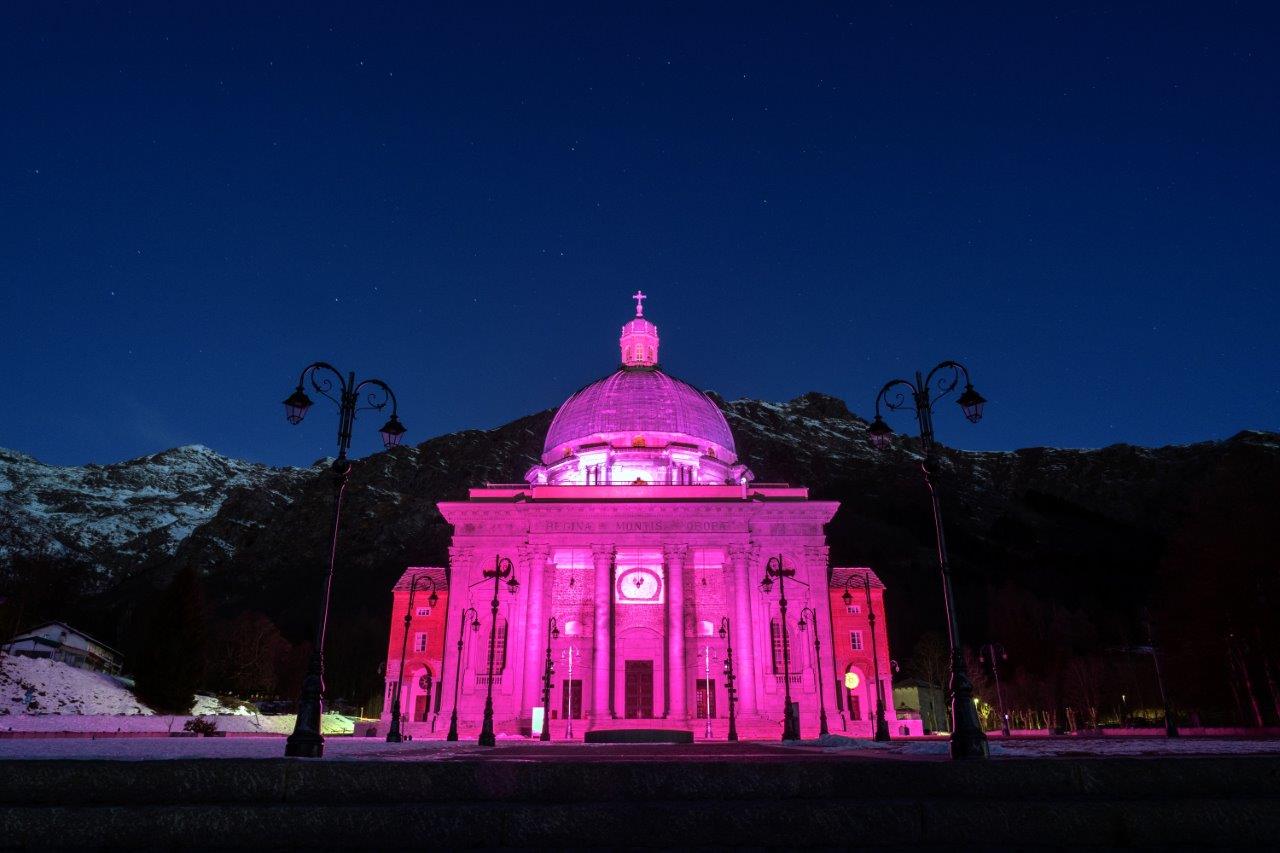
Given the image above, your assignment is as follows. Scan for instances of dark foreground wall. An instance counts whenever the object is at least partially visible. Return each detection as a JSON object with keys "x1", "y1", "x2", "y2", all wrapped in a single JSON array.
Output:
[{"x1": 2, "y1": 756, "x2": 1279, "y2": 849}]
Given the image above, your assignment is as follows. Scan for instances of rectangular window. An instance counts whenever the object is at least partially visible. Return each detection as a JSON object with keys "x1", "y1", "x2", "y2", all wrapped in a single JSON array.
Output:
[
  {"x1": 560, "y1": 679, "x2": 583, "y2": 719},
  {"x1": 846, "y1": 604, "x2": 861, "y2": 615},
  {"x1": 849, "y1": 694, "x2": 862, "y2": 721},
  {"x1": 414, "y1": 632, "x2": 428, "y2": 652},
  {"x1": 695, "y1": 679, "x2": 717, "y2": 719},
  {"x1": 850, "y1": 630, "x2": 864, "y2": 652},
  {"x1": 770, "y1": 620, "x2": 793, "y2": 674},
  {"x1": 416, "y1": 607, "x2": 431, "y2": 617},
  {"x1": 484, "y1": 620, "x2": 508, "y2": 673}
]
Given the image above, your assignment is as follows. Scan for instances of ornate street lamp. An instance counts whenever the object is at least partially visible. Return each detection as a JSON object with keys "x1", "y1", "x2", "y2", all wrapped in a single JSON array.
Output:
[
  {"x1": 869, "y1": 359, "x2": 988, "y2": 760},
  {"x1": 386, "y1": 573, "x2": 439, "y2": 743},
  {"x1": 281, "y1": 361, "x2": 405, "y2": 759},
  {"x1": 979, "y1": 642, "x2": 1011, "y2": 736},
  {"x1": 841, "y1": 573, "x2": 891, "y2": 742},
  {"x1": 760, "y1": 555, "x2": 801, "y2": 741},
  {"x1": 797, "y1": 606, "x2": 830, "y2": 737},
  {"x1": 540, "y1": 617, "x2": 561, "y2": 742},
  {"x1": 717, "y1": 617, "x2": 739, "y2": 742},
  {"x1": 478, "y1": 555, "x2": 520, "y2": 747},
  {"x1": 445, "y1": 606, "x2": 480, "y2": 742}
]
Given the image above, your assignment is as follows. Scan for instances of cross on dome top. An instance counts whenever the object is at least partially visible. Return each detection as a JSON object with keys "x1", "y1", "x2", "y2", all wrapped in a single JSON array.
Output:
[{"x1": 620, "y1": 292, "x2": 659, "y2": 367}]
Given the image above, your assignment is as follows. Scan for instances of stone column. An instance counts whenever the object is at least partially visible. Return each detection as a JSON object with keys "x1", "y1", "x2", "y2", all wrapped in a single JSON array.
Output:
[
  {"x1": 728, "y1": 543, "x2": 758, "y2": 713},
  {"x1": 519, "y1": 544, "x2": 550, "y2": 721},
  {"x1": 664, "y1": 544, "x2": 688, "y2": 721},
  {"x1": 591, "y1": 543, "x2": 614, "y2": 721}
]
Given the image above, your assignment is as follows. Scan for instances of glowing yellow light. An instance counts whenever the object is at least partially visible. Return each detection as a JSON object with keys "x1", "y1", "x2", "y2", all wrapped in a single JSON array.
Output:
[{"x1": 844, "y1": 672, "x2": 860, "y2": 690}]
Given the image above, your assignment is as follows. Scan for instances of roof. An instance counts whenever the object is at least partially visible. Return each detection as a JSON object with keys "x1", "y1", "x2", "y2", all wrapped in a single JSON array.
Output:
[
  {"x1": 830, "y1": 567, "x2": 885, "y2": 591},
  {"x1": 6, "y1": 621, "x2": 122, "y2": 657},
  {"x1": 392, "y1": 567, "x2": 448, "y2": 592},
  {"x1": 543, "y1": 367, "x2": 736, "y2": 459}
]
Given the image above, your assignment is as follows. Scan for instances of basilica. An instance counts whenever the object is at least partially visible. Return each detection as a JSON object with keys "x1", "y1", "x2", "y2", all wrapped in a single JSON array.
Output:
[{"x1": 379, "y1": 295, "x2": 919, "y2": 740}]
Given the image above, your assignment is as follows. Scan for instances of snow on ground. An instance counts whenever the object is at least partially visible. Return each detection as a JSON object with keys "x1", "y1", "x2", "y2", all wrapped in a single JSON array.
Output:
[
  {"x1": 0, "y1": 654, "x2": 351, "y2": 735},
  {"x1": 1, "y1": 654, "x2": 150, "y2": 716}
]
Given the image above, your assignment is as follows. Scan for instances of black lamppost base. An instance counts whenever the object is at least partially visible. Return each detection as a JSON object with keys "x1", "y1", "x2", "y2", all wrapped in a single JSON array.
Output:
[
  {"x1": 873, "y1": 716, "x2": 892, "y2": 742},
  {"x1": 949, "y1": 728, "x2": 989, "y2": 760},
  {"x1": 479, "y1": 697, "x2": 496, "y2": 747},
  {"x1": 385, "y1": 731, "x2": 404, "y2": 744},
  {"x1": 782, "y1": 706, "x2": 801, "y2": 741},
  {"x1": 284, "y1": 734, "x2": 324, "y2": 758}
]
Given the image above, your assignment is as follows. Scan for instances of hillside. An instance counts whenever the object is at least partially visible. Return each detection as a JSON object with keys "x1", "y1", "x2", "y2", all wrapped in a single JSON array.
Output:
[{"x1": 2, "y1": 394, "x2": 1277, "y2": 723}]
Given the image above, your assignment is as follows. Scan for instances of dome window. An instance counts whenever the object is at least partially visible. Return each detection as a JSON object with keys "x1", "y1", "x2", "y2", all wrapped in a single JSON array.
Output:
[{"x1": 632, "y1": 435, "x2": 646, "y2": 447}]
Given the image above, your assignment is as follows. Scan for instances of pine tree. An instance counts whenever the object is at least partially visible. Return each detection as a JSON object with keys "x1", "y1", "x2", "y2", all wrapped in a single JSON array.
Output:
[{"x1": 133, "y1": 567, "x2": 207, "y2": 713}]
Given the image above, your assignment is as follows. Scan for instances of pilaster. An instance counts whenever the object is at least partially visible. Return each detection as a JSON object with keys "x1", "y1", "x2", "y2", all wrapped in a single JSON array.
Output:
[{"x1": 663, "y1": 543, "x2": 688, "y2": 720}]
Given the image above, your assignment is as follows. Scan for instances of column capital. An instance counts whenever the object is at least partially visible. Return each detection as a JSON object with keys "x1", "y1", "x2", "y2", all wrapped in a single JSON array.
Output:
[
  {"x1": 448, "y1": 544, "x2": 474, "y2": 565},
  {"x1": 727, "y1": 542, "x2": 751, "y2": 563},
  {"x1": 662, "y1": 543, "x2": 689, "y2": 562},
  {"x1": 590, "y1": 543, "x2": 615, "y2": 561}
]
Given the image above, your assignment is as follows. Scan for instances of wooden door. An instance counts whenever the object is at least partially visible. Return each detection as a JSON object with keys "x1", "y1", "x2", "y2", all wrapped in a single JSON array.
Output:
[{"x1": 624, "y1": 660, "x2": 654, "y2": 718}]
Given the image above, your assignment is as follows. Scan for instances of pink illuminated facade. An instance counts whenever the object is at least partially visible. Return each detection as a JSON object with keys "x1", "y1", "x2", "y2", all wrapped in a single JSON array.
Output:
[{"x1": 380, "y1": 295, "x2": 920, "y2": 740}]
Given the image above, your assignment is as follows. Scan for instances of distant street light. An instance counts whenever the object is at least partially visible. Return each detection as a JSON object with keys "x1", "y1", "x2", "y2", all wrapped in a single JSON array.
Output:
[
  {"x1": 717, "y1": 618, "x2": 739, "y2": 742},
  {"x1": 841, "y1": 573, "x2": 891, "y2": 742},
  {"x1": 478, "y1": 555, "x2": 520, "y2": 746},
  {"x1": 797, "y1": 606, "x2": 830, "y2": 737},
  {"x1": 540, "y1": 617, "x2": 560, "y2": 742},
  {"x1": 386, "y1": 573, "x2": 439, "y2": 743},
  {"x1": 869, "y1": 360, "x2": 988, "y2": 760},
  {"x1": 281, "y1": 361, "x2": 405, "y2": 759},
  {"x1": 445, "y1": 606, "x2": 480, "y2": 742},
  {"x1": 760, "y1": 555, "x2": 801, "y2": 741},
  {"x1": 979, "y1": 642, "x2": 1011, "y2": 737}
]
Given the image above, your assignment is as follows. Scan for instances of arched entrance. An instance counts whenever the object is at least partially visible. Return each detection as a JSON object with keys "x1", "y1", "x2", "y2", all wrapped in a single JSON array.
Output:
[
  {"x1": 409, "y1": 666, "x2": 434, "y2": 723},
  {"x1": 844, "y1": 665, "x2": 869, "y2": 723}
]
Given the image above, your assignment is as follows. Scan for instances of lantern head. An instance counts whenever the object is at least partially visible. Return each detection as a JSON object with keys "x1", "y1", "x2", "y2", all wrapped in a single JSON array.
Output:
[
  {"x1": 760, "y1": 575, "x2": 774, "y2": 595},
  {"x1": 470, "y1": 617, "x2": 480, "y2": 632},
  {"x1": 867, "y1": 414, "x2": 893, "y2": 450},
  {"x1": 283, "y1": 386, "x2": 313, "y2": 425},
  {"x1": 379, "y1": 413, "x2": 407, "y2": 449},
  {"x1": 718, "y1": 624, "x2": 727, "y2": 641},
  {"x1": 842, "y1": 589, "x2": 853, "y2": 607},
  {"x1": 427, "y1": 590, "x2": 439, "y2": 609},
  {"x1": 956, "y1": 384, "x2": 987, "y2": 424},
  {"x1": 506, "y1": 576, "x2": 520, "y2": 596},
  {"x1": 552, "y1": 625, "x2": 560, "y2": 641}
]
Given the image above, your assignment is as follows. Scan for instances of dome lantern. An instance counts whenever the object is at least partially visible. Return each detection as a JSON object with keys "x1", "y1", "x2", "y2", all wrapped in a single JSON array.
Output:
[{"x1": 620, "y1": 290, "x2": 659, "y2": 368}]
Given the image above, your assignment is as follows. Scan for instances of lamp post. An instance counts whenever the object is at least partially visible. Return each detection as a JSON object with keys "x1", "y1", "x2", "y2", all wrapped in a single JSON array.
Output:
[
  {"x1": 478, "y1": 555, "x2": 520, "y2": 746},
  {"x1": 444, "y1": 606, "x2": 480, "y2": 742},
  {"x1": 717, "y1": 618, "x2": 738, "y2": 742},
  {"x1": 868, "y1": 359, "x2": 988, "y2": 760},
  {"x1": 841, "y1": 573, "x2": 891, "y2": 742},
  {"x1": 760, "y1": 555, "x2": 801, "y2": 741},
  {"x1": 386, "y1": 573, "x2": 439, "y2": 743},
  {"x1": 797, "y1": 606, "x2": 830, "y2": 737},
  {"x1": 281, "y1": 362, "x2": 406, "y2": 759},
  {"x1": 1142, "y1": 610, "x2": 1178, "y2": 737},
  {"x1": 540, "y1": 617, "x2": 560, "y2": 742},
  {"x1": 980, "y1": 642, "x2": 1011, "y2": 736},
  {"x1": 561, "y1": 645, "x2": 578, "y2": 739}
]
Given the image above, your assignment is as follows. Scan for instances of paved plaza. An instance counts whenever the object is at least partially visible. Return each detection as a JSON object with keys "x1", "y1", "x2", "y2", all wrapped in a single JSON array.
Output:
[{"x1": 2, "y1": 733, "x2": 1279, "y2": 761}]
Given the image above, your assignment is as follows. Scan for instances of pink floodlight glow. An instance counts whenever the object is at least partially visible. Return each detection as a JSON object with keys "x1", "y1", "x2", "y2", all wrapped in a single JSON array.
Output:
[{"x1": 376, "y1": 295, "x2": 922, "y2": 742}]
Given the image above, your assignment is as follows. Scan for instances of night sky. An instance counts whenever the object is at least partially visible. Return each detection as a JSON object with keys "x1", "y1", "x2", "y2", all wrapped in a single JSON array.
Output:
[{"x1": 3, "y1": 3, "x2": 1277, "y2": 468}]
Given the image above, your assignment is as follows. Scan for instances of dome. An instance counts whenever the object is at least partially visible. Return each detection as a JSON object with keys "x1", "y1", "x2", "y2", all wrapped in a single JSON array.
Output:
[{"x1": 543, "y1": 368, "x2": 736, "y2": 459}]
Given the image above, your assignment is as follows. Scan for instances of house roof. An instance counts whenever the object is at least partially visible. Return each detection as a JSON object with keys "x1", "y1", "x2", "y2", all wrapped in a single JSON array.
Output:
[
  {"x1": 829, "y1": 567, "x2": 885, "y2": 591},
  {"x1": 392, "y1": 567, "x2": 448, "y2": 592},
  {"x1": 6, "y1": 621, "x2": 122, "y2": 657}
]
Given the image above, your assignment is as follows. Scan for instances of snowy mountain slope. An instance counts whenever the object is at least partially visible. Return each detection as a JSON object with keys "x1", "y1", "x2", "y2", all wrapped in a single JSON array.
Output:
[
  {"x1": 0, "y1": 654, "x2": 150, "y2": 716},
  {"x1": 0, "y1": 445, "x2": 313, "y2": 586}
]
